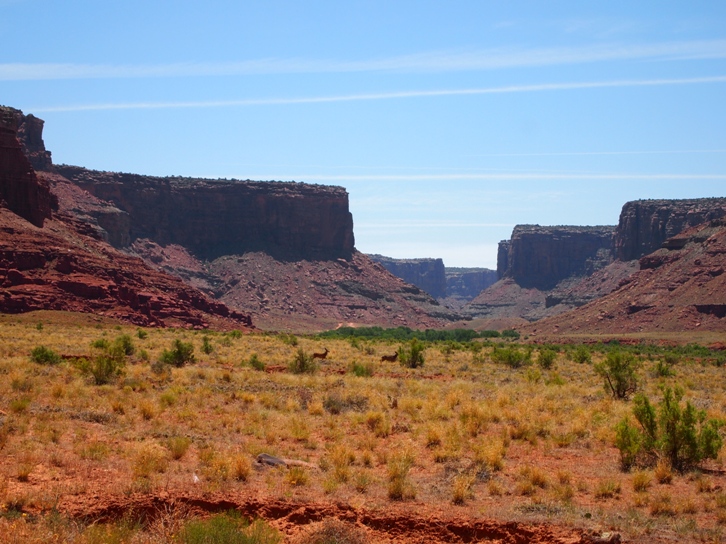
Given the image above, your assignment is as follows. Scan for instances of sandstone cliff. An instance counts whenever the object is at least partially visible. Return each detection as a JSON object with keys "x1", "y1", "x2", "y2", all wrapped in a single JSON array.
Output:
[
  {"x1": 525, "y1": 219, "x2": 726, "y2": 338},
  {"x1": 0, "y1": 106, "x2": 252, "y2": 329},
  {"x1": 445, "y1": 267, "x2": 498, "y2": 301},
  {"x1": 368, "y1": 255, "x2": 447, "y2": 299},
  {"x1": 0, "y1": 106, "x2": 55, "y2": 227},
  {"x1": 500, "y1": 225, "x2": 615, "y2": 290},
  {"x1": 55, "y1": 165, "x2": 355, "y2": 261},
  {"x1": 615, "y1": 198, "x2": 726, "y2": 261}
]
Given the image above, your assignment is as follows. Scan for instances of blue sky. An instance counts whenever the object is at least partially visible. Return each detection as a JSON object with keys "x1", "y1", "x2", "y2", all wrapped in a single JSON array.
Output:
[{"x1": 2, "y1": 1, "x2": 726, "y2": 268}]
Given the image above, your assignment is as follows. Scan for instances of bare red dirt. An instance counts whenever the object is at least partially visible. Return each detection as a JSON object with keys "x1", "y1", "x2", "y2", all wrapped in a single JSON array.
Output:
[{"x1": 57, "y1": 491, "x2": 587, "y2": 543}]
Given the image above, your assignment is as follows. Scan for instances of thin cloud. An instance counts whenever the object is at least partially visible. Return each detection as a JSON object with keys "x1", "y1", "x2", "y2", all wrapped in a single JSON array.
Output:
[
  {"x1": 468, "y1": 149, "x2": 726, "y2": 157},
  {"x1": 302, "y1": 173, "x2": 726, "y2": 181},
  {"x1": 4, "y1": 39, "x2": 726, "y2": 81},
  {"x1": 29, "y1": 75, "x2": 726, "y2": 113}
]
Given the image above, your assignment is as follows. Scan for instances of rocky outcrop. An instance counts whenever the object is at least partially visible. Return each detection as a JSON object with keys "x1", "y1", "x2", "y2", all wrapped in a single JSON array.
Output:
[
  {"x1": 524, "y1": 219, "x2": 726, "y2": 337},
  {"x1": 368, "y1": 255, "x2": 447, "y2": 299},
  {"x1": 0, "y1": 106, "x2": 55, "y2": 227},
  {"x1": 55, "y1": 165, "x2": 355, "y2": 260},
  {"x1": 614, "y1": 198, "x2": 726, "y2": 261},
  {"x1": 440, "y1": 267, "x2": 499, "y2": 310},
  {"x1": 499, "y1": 225, "x2": 615, "y2": 290},
  {"x1": 132, "y1": 242, "x2": 459, "y2": 332},
  {"x1": 446, "y1": 268, "x2": 498, "y2": 299},
  {"x1": 17, "y1": 113, "x2": 53, "y2": 171},
  {"x1": 0, "y1": 206, "x2": 252, "y2": 329}
]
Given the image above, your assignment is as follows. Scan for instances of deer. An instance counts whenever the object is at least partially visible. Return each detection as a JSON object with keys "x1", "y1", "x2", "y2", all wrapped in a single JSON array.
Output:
[
  {"x1": 380, "y1": 352, "x2": 398, "y2": 363},
  {"x1": 312, "y1": 347, "x2": 329, "y2": 360}
]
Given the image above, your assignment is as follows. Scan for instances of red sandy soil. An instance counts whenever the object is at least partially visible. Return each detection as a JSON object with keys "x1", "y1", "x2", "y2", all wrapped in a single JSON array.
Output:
[{"x1": 0, "y1": 205, "x2": 251, "y2": 330}]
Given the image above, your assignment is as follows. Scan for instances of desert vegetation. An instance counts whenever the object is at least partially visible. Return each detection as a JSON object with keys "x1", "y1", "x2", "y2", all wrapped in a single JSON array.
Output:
[{"x1": 1, "y1": 313, "x2": 726, "y2": 542}]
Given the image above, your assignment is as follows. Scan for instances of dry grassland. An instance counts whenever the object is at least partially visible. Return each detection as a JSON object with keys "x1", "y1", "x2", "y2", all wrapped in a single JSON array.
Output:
[{"x1": 1, "y1": 312, "x2": 726, "y2": 542}]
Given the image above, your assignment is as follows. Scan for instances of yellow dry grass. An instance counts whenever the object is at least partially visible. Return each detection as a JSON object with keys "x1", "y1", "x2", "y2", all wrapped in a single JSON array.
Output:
[{"x1": 0, "y1": 311, "x2": 725, "y2": 542}]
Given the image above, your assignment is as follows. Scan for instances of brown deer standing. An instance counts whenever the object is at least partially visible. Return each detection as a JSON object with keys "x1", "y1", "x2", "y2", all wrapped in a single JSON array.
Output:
[
  {"x1": 312, "y1": 347, "x2": 329, "y2": 360},
  {"x1": 380, "y1": 352, "x2": 398, "y2": 363}
]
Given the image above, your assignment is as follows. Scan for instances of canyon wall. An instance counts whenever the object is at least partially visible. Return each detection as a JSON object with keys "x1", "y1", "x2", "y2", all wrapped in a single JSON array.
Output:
[
  {"x1": 498, "y1": 225, "x2": 615, "y2": 290},
  {"x1": 445, "y1": 267, "x2": 498, "y2": 300},
  {"x1": 55, "y1": 165, "x2": 355, "y2": 261},
  {"x1": 0, "y1": 106, "x2": 55, "y2": 227},
  {"x1": 368, "y1": 255, "x2": 447, "y2": 299},
  {"x1": 614, "y1": 198, "x2": 726, "y2": 261}
]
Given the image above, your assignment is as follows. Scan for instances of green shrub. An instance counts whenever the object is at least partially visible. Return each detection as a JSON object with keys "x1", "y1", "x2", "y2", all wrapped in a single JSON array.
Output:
[
  {"x1": 228, "y1": 330, "x2": 243, "y2": 339},
  {"x1": 248, "y1": 353, "x2": 265, "y2": 371},
  {"x1": 112, "y1": 334, "x2": 135, "y2": 356},
  {"x1": 537, "y1": 349, "x2": 557, "y2": 370},
  {"x1": 89, "y1": 352, "x2": 125, "y2": 385},
  {"x1": 288, "y1": 348, "x2": 317, "y2": 374},
  {"x1": 615, "y1": 386, "x2": 723, "y2": 471},
  {"x1": 491, "y1": 346, "x2": 531, "y2": 368},
  {"x1": 595, "y1": 350, "x2": 640, "y2": 399},
  {"x1": 398, "y1": 338, "x2": 425, "y2": 369},
  {"x1": 30, "y1": 345, "x2": 61, "y2": 365},
  {"x1": 654, "y1": 359, "x2": 676, "y2": 378},
  {"x1": 350, "y1": 361, "x2": 374, "y2": 377},
  {"x1": 571, "y1": 345, "x2": 592, "y2": 364},
  {"x1": 136, "y1": 328, "x2": 148, "y2": 339},
  {"x1": 201, "y1": 335, "x2": 214, "y2": 355},
  {"x1": 160, "y1": 340, "x2": 196, "y2": 367},
  {"x1": 501, "y1": 329, "x2": 520, "y2": 340}
]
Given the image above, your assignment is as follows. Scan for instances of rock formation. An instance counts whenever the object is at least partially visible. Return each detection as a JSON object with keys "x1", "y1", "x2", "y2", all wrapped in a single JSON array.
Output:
[
  {"x1": 54, "y1": 165, "x2": 355, "y2": 261},
  {"x1": 17, "y1": 113, "x2": 53, "y2": 171},
  {"x1": 445, "y1": 267, "x2": 498, "y2": 301},
  {"x1": 0, "y1": 106, "x2": 55, "y2": 227},
  {"x1": 132, "y1": 242, "x2": 459, "y2": 332},
  {"x1": 525, "y1": 219, "x2": 726, "y2": 336},
  {"x1": 499, "y1": 225, "x2": 616, "y2": 290},
  {"x1": 465, "y1": 225, "x2": 616, "y2": 322},
  {"x1": 368, "y1": 255, "x2": 447, "y2": 299},
  {"x1": 0, "y1": 106, "x2": 252, "y2": 329},
  {"x1": 614, "y1": 198, "x2": 726, "y2": 261}
]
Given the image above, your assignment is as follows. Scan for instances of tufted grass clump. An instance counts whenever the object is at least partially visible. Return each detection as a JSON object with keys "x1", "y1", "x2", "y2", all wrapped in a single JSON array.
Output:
[
  {"x1": 177, "y1": 513, "x2": 281, "y2": 544},
  {"x1": 387, "y1": 451, "x2": 416, "y2": 500}
]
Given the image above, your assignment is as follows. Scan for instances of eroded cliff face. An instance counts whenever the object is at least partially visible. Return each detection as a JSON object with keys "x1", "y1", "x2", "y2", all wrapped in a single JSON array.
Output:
[
  {"x1": 368, "y1": 255, "x2": 447, "y2": 299},
  {"x1": 525, "y1": 219, "x2": 726, "y2": 337},
  {"x1": 0, "y1": 106, "x2": 55, "y2": 227},
  {"x1": 55, "y1": 165, "x2": 355, "y2": 261},
  {"x1": 17, "y1": 113, "x2": 53, "y2": 172},
  {"x1": 614, "y1": 199, "x2": 726, "y2": 261},
  {"x1": 499, "y1": 225, "x2": 615, "y2": 290},
  {"x1": 445, "y1": 268, "x2": 498, "y2": 300}
]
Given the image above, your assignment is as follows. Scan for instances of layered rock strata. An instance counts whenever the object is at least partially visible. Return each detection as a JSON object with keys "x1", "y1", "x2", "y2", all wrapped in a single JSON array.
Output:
[
  {"x1": 0, "y1": 106, "x2": 55, "y2": 227},
  {"x1": 55, "y1": 165, "x2": 355, "y2": 261},
  {"x1": 499, "y1": 225, "x2": 616, "y2": 290},
  {"x1": 368, "y1": 255, "x2": 447, "y2": 299},
  {"x1": 615, "y1": 198, "x2": 726, "y2": 261},
  {"x1": 525, "y1": 219, "x2": 726, "y2": 336}
]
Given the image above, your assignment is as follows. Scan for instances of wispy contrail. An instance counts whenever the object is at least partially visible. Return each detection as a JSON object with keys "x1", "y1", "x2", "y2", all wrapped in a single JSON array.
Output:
[
  {"x1": 467, "y1": 149, "x2": 726, "y2": 157},
  {"x1": 295, "y1": 173, "x2": 726, "y2": 181},
  {"x1": 30, "y1": 75, "x2": 726, "y2": 113},
  {"x1": 4, "y1": 39, "x2": 726, "y2": 80}
]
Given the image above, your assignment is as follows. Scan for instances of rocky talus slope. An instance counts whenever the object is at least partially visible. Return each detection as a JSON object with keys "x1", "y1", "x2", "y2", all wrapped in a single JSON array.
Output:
[
  {"x1": 132, "y1": 241, "x2": 458, "y2": 331},
  {"x1": 0, "y1": 106, "x2": 253, "y2": 329},
  {"x1": 615, "y1": 198, "x2": 726, "y2": 261},
  {"x1": 525, "y1": 219, "x2": 726, "y2": 336},
  {"x1": 11, "y1": 108, "x2": 457, "y2": 331}
]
